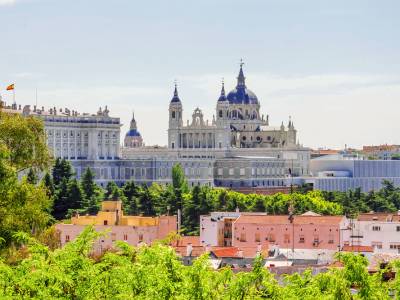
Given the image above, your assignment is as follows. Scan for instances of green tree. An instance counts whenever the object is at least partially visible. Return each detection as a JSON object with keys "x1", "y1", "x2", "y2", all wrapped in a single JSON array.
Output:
[
  {"x1": 41, "y1": 172, "x2": 55, "y2": 198},
  {"x1": 122, "y1": 181, "x2": 140, "y2": 215},
  {"x1": 138, "y1": 185, "x2": 155, "y2": 216},
  {"x1": 52, "y1": 158, "x2": 73, "y2": 187},
  {"x1": 171, "y1": 163, "x2": 188, "y2": 212},
  {"x1": 52, "y1": 178, "x2": 70, "y2": 220},
  {"x1": 26, "y1": 168, "x2": 38, "y2": 184},
  {"x1": 0, "y1": 113, "x2": 52, "y2": 249},
  {"x1": 81, "y1": 168, "x2": 97, "y2": 201},
  {"x1": 105, "y1": 181, "x2": 121, "y2": 200},
  {"x1": 0, "y1": 112, "x2": 51, "y2": 171}
]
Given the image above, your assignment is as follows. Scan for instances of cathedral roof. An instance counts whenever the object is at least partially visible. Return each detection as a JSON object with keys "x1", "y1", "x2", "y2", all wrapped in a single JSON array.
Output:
[{"x1": 226, "y1": 64, "x2": 259, "y2": 105}]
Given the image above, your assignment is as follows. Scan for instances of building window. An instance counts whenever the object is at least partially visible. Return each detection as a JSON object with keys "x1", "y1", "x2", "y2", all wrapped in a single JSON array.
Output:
[
  {"x1": 240, "y1": 168, "x2": 245, "y2": 176},
  {"x1": 299, "y1": 235, "x2": 305, "y2": 243},
  {"x1": 396, "y1": 226, "x2": 400, "y2": 232},
  {"x1": 229, "y1": 168, "x2": 234, "y2": 176},
  {"x1": 218, "y1": 168, "x2": 223, "y2": 176},
  {"x1": 123, "y1": 234, "x2": 128, "y2": 241},
  {"x1": 255, "y1": 233, "x2": 260, "y2": 242},
  {"x1": 240, "y1": 232, "x2": 246, "y2": 242},
  {"x1": 284, "y1": 234, "x2": 290, "y2": 244},
  {"x1": 139, "y1": 234, "x2": 143, "y2": 242},
  {"x1": 171, "y1": 142, "x2": 175, "y2": 149},
  {"x1": 372, "y1": 242, "x2": 382, "y2": 249},
  {"x1": 328, "y1": 235, "x2": 334, "y2": 244},
  {"x1": 65, "y1": 235, "x2": 70, "y2": 242},
  {"x1": 172, "y1": 111, "x2": 176, "y2": 119},
  {"x1": 268, "y1": 234, "x2": 275, "y2": 243},
  {"x1": 372, "y1": 226, "x2": 381, "y2": 231},
  {"x1": 111, "y1": 233, "x2": 116, "y2": 242},
  {"x1": 104, "y1": 220, "x2": 108, "y2": 225},
  {"x1": 390, "y1": 244, "x2": 400, "y2": 249}
]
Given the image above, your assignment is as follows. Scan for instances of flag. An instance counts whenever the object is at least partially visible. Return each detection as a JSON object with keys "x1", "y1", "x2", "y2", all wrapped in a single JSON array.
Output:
[{"x1": 6, "y1": 84, "x2": 14, "y2": 91}]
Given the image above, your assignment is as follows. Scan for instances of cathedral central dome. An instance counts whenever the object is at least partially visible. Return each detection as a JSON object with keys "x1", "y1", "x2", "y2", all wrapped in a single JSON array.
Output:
[
  {"x1": 226, "y1": 64, "x2": 259, "y2": 105},
  {"x1": 226, "y1": 87, "x2": 258, "y2": 105}
]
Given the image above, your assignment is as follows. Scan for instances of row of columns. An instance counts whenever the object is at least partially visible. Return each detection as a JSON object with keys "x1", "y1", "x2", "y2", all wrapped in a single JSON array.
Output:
[{"x1": 178, "y1": 132, "x2": 216, "y2": 149}]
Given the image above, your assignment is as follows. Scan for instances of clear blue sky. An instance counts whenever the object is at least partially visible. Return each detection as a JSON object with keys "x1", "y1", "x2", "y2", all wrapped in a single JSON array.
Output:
[{"x1": 1, "y1": 0, "x2": 400, "y2": 148}]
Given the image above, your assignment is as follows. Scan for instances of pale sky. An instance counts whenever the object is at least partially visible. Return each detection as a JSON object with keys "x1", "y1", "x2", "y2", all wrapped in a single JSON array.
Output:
[{"x1": 1, "y1": 0, "x2": 400, "y2": 149}]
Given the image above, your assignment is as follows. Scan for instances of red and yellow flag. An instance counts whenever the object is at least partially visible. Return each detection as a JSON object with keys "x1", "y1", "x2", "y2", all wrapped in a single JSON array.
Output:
[{"x1": 6, "y1": 84, "x2": 14, "y2": 91}]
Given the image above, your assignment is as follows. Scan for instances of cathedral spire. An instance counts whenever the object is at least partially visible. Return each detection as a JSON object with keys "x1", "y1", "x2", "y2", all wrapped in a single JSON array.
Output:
[
  {"x1": 170, "y1": 81, "x2": 181, "y2": 103},
  {"x1": 237, "y1": 59, "x2": 246, "y2": 88},
  {"x1": 218, "y1": 78, "x2": 227, "y2": 101},
  {"x1": 130, "y1": 111, "x2": 137, "y2": 130}
]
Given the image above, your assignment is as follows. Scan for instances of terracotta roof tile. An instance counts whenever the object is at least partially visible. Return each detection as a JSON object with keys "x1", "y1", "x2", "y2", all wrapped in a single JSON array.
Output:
[
  {"x1": 173, "y1": 236, "x2": 201, "y2": 247},
  {"x1": 211, "y1": 247, "x2": 240, "y2": 258}
]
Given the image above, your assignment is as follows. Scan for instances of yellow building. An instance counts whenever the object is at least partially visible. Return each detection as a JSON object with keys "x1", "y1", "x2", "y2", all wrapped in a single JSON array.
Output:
[{"x1": 71, "y1": 200, "x2": 163, "y2": 226}]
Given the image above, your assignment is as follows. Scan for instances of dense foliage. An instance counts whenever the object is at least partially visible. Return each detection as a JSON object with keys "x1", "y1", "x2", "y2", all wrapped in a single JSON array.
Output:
[
  {"x1": 0, "y1": 112, "x2": 52, "y2": 250},
  {"x1": 0, "y1": 226, "x2": 396, "y2": 299}
]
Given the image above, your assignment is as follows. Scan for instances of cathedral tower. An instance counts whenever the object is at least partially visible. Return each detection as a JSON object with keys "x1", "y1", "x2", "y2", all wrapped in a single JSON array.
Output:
[{"x1": 168, "y1": 83, "x2": 183, "y2": 149}]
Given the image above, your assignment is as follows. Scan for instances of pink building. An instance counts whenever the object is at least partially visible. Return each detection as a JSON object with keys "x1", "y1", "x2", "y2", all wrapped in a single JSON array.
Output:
[
  {"x1": 232, "y1": 214, "x2": 348, "y2": 251},
  {"x1": 56, "y1": 200, "x2": 177, "y2": 253}
]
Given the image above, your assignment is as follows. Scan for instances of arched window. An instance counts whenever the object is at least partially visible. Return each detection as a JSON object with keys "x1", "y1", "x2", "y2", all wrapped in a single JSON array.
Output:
[
  {"x1": 171, "y1": 111, "x2": 176, "y2": 119},
  {"x1": 219, "y1": 110, "x2": 223, "y2": 118}
]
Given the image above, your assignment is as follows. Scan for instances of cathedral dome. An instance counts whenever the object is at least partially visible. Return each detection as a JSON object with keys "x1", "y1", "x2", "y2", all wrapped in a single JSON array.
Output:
[
  {"x1": 226, "y1": 63, "x2": 259, "y2": 105},
  {"x1": 226, "y1": 87, "x2": 258, "y2": 105},
  {"x1": 126, "y1": 129, "x2": 141, "y2": 137}
]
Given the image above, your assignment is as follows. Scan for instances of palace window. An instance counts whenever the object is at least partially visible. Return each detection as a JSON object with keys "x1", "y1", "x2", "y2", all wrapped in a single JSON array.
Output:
[{"x1": 372, "y1": 226, "x2": 381, "y2": 231}]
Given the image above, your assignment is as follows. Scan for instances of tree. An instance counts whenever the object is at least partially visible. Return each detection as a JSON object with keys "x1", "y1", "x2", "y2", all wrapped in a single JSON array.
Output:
[
  {"x1": 66, "y1": 179, "x2": 85, "y2": 211},
  {"x1": 81, "y1": 168, "x2": 97, "y2": 201},
  {"x1": 171, "y1": 164, "x2": 188, "y2": 212},
  {"x1": 26, "y1": 168, "x2": 38, "y2": 184},
  {"x1": 138, "y1": 185, "x2": 155, "y2": 216},
  {"x1": 86, "y1": 195, "x2": 100, "y2": 215},
  {"x1": 52, "y1": 158, "x2": 73, "y2": 187},
  {"x1": 52, "y1": 178, "x2": 70, "y2": 220},
  {"x1": 105, "y1": 181, "x2": 121, "y2": 200},
  {"x1": 122, "y1": 181, "x2": 140, "y2": 215},
  {"x1": 0, "y1": 113, "x2": 51, "y2": 172},
  {"x1": 41, "y1": 172, "x2": 55, "y2": 198},
  {"x1": 0, "y1": 113, "x2": 52, "y2": 248}
]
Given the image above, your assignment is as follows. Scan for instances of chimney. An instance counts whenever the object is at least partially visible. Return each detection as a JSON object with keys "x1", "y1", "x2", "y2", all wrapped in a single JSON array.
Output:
[{"x1": 186, "y1": 243, "x2": 193, "y2": 256}]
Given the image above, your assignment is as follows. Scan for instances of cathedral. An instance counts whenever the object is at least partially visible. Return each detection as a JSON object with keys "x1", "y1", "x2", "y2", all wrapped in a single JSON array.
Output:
[
  {"x1": 168, "y1": 63, "x2": 297, "y2": 151},
  {"x1": 6, "y1": 63, "x2": 310, "y2": 189}
]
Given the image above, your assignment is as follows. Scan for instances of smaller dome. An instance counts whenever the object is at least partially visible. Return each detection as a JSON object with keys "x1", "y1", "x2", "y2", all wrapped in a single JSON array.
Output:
[{"x1": 126, "y1": 129, "x2": 141, "y2": 137}]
